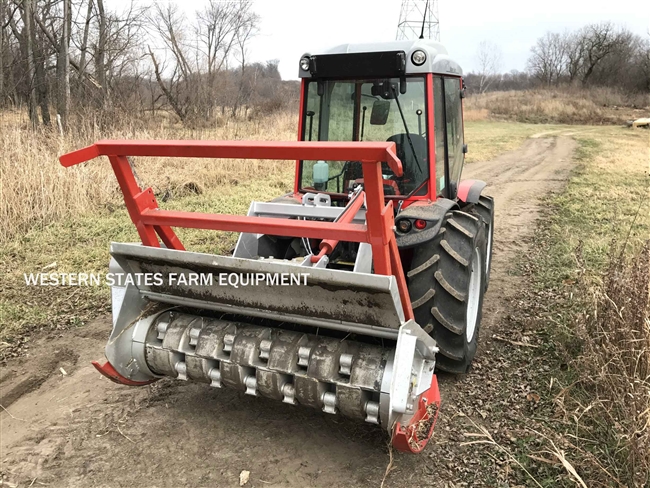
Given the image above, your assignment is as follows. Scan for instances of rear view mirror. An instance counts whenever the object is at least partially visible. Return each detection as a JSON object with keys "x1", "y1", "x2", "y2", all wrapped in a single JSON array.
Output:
[{"x1": 370, "y1": 100, "x2": 390, "y2": 125}]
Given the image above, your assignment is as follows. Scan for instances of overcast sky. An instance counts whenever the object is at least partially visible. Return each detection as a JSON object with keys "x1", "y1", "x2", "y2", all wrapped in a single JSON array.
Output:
[{"x1": 245, "y1": 0, "x2": 649, "y2": 80}]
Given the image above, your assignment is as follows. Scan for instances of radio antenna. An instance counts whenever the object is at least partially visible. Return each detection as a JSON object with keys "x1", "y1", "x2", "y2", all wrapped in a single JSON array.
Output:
[
  {"x1": 396, "y1": 0, "x2": 440, "y2": 41},
  {"x1": 419, "y1": 0, "x2": 429, "y2": 39}
]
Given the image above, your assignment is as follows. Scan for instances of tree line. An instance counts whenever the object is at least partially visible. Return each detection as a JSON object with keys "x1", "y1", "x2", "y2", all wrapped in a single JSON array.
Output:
[
  {"x1": 2, "y1": 3, "x2": 646, "y2": 130},
  {"x1": 467, "y1": 22, "x2": 650, "y2": 95},
  {"x1": 0, "y1": 0, "x2": 297, "y2": 130}
]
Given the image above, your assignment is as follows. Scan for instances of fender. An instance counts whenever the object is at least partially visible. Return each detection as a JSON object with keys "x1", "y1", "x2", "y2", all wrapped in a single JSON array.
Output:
[
  {"x1": 457, "y1": 179, "x2": 487, "y2": 204},
  {"x1": 395, "y1": 198, "x2": 459, "y2": 249}
]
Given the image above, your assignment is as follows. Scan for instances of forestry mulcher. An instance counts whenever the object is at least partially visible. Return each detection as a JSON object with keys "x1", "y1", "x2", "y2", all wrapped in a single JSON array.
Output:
[{"x1": 60, "y1": 40, "x2": 494, "y2": 453}]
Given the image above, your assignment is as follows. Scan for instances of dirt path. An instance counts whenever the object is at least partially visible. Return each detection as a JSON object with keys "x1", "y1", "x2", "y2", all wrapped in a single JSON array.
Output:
[{"x1": 0, "y1": 137, "x2": 576, "y2": 488}]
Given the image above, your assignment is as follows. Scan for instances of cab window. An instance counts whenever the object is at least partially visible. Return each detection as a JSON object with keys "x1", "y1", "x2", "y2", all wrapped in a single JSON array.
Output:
[{"x1": 300, "y1": 78, "x2": 428, "y2": 197}]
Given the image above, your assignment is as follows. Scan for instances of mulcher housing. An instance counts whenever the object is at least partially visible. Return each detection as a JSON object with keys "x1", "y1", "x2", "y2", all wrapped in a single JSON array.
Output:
[{"x1": 60, "y1": 39, "x2": 493, "y2": 454}]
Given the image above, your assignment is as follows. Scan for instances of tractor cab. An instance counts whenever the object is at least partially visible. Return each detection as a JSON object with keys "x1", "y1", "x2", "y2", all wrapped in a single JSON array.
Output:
[{"x1": 296, "y1": 40, "x2": 466, "y2": 204}]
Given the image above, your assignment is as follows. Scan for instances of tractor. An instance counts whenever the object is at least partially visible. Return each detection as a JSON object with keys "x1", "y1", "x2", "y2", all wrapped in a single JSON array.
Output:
[{"x1": 60, "y1": 39, "x2": 494, "y2": 453}]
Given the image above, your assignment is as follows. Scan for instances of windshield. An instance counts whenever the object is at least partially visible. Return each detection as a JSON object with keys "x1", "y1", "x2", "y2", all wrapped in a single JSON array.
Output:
[{"x1": 300, "y1": 77, "x2": 428, "y2": 197}]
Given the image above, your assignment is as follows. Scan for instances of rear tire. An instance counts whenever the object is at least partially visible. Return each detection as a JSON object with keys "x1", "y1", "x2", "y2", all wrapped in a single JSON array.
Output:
[{"x1": 406, "y1": 211, "x2": 487, "y2": 373}]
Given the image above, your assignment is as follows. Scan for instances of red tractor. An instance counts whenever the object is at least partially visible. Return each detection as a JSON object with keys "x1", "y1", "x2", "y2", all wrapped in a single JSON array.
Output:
[{"x1": 60, "y1": 39, "x2": 494, "y2": 453}]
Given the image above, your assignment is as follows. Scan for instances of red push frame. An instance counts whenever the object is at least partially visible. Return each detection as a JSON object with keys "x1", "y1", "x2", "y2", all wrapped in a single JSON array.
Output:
[{"x1": 60, "y1": 140, "x2": 414, "y2": 321}]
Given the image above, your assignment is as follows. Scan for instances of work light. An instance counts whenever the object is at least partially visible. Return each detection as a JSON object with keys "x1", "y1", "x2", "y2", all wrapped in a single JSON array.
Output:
[{"x1": 411, "y1": 50, "x2": 426, "y2": 66}]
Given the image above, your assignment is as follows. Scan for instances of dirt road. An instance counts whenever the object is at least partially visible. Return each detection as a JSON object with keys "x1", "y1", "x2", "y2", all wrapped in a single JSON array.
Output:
[{"x1": 1, "y1": 136, "x2": 576, "y2": 488}]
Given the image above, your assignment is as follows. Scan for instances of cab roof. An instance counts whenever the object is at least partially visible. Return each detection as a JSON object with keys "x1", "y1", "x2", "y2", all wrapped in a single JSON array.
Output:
[{"x1": 299, "y1": 39, "x2": 462, "y2": 78}]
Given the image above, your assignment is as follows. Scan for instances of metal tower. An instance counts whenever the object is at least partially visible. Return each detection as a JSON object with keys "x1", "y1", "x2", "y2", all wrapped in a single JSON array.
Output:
[{"x1": 396, "y1": 0, "x2": 440, "y2": 42}]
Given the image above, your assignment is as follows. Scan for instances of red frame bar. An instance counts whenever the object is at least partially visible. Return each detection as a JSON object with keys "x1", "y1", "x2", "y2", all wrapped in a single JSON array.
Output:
[
  {"x1": 426, "y1": 73, "x2": 436, "y2": 200},
  {"x1": 61, "y1": 140, "x2": 403, "y2": 175},
  {"x1": 60, "y1": 140, "x2": 414, "y2": 321}
]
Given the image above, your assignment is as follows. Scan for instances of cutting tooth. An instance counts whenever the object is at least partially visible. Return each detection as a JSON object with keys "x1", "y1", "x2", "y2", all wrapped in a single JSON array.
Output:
[
  {"x1": 297, "y1": 346, "x2": 311, "y2": 367},
  {"x1": 365, "y1": 400, "x2": 380, "y2": 424},
  {"x1": 208, "y1": 367, "x2": 221, "y2": 388},
  {"x1": 244, "y1": 375, "x2": 257, "y2": 396},
  {"x1": 259, "y1": 339, "x2": 272, "y2": 360},
  {"x1": 282, "y1": 383, "x2": 296, "y2": 404},
  {"x1": 175, "y1": 361, "x2": 187, "y2": 381},
  {"x1": 189, "y1": 327, "x2": 201, "y2": 347},
  {"x1": 157, "y1": 320, "x2": 170, "y2": 341},
  {"x1": 223, "y1": 333, "x2": 235, "y2": 353},
  {"x1": 322, "y1": 391, "x2": 337, "y2": 414},
  {"x1": 339, "y1": 353, "x2": 353, "y2": 376}
]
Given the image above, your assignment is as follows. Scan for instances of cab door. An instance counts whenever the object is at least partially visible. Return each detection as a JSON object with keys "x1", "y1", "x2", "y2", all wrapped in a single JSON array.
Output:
[
  {"x1": 443, "y1": 77, "x2": 465, "y2": 196},
  {"x1": 433, "y1": 76, "x2": 465, "y2": 198}
]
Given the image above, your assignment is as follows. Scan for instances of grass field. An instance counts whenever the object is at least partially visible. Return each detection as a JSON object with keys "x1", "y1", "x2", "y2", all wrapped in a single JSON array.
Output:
[
  {"x1": 465, "y1": 87, "x2": 649, "y2": 125},
  {"x1": 520, "y1": 124, "x2": 649, "y2": 486},
  {"x1": 535, "y1": 126, "x2": 649, "y2": 285}
]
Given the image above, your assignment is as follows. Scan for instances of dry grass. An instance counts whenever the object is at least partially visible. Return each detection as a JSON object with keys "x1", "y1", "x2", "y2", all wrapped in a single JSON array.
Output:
[
  {"x1": 529, "y1": 125, "x2": 650, "y2": 486},
  {"x1": 0, "y1": 109, "x2": 561, "y2": 244},
  {"x1": 463, "y1": 108, "x2": 489, "y2": 122},
  {"x1": 567, "y1": 242, "x2": 650, "y2": 486},
  {"x1": 465, "y1": 87, "x2": 650, "y2": 125},
  {"x1": 0, "y1": 110, "x2": 297, "y2": 243}
]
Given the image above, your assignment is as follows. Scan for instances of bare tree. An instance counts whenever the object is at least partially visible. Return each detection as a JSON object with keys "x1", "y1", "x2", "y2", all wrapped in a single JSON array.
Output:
[
  {"x1": 474, "y1": 40, "x2": 503, "y2": 93},
  {"x1": 148, "y1": 0, "x2": 259, "y2": 123},
  {"x1": 21, "y1": 0, "x2": 37, "y2": 125},
  {"x1": 31, "y1": 1, "x2": 51, "y2": 126},
  {"x1": 195, "y1": 0, "x2": 241, "y2": 116},
  {"x1": 32, "y1": 7, "x2": 100, "y2": 90},
  {"x1": 231, "y1": 1, "x2": 258, "y2": 116},
  {"x1": 147, "y1": 3, "x2": 191, "y2": 120},
  {"x1": 527, "y1": 32, "x2": 568, "y2": 85},
  {"x1": 196, "y1": 0, "x2": 239, "y2": 76},
  {"x1": 95, "y1": 0, "x2": 106, "y2": 105},
  {"x1": 148, "y1": 44, "x2": 186, "y2": 121},
  {"x1": 57, "y1": 0, "x2": 70, "y2": 130},
  {"x1": 100, "y1": 2, "x2": 147, "y2": 101},
  {"x1": 77, "y1": 0, "x2": 93, "y2": 81},
  {"x1": 151, "y1": 3, "x2": 192, "y2": 80},
  {"x1": 579, "y1": 22, "x2": 619, "y2": 85},
  {"x1": 564, "y1": 31, "x2": 584, "y2": 83},
  {"x1": 639, "y1": 37, "x2": 650, "y2": 92},
  {"x1": 0, "y1": 0, "x2": 5, "y2": 105}
]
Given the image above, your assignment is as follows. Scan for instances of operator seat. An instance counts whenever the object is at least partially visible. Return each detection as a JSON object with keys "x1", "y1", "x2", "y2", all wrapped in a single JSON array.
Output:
[{"x1": 386, "y1": 133, "x2": 427, "y2": 191}]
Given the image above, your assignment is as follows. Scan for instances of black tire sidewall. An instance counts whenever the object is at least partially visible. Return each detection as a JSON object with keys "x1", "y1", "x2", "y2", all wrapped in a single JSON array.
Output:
[
  {"x1": 406, "y1": 211, "x2": 488, "y2": 373},
  {"x1": 464, "y1": 224, "x2": 487, "y2": 364}
]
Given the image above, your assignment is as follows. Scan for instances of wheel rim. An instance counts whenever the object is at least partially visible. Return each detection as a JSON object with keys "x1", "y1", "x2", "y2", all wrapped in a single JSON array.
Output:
[
  {"x1": 486, "y1": 222, "x2": 493, "y2": 275},
  {"x1": 466, "y1": 247, "x2": 482, "y2": 342}
]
